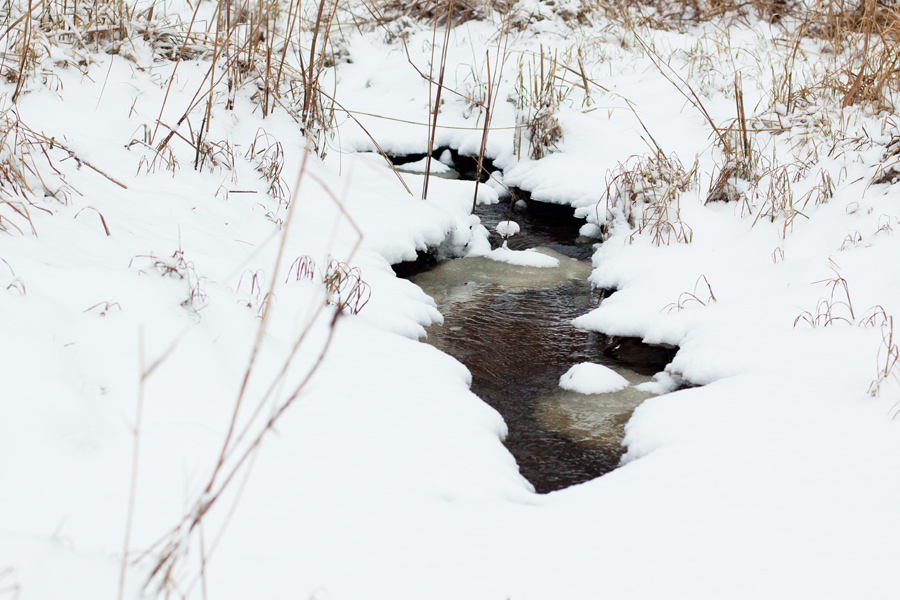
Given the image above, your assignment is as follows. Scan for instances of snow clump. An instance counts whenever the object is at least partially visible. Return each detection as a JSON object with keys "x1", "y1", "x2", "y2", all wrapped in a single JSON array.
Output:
[
  {"x1": 496, "y1": 220, "x2": 520, "y2": 237},
  {"x1": 559, "y1": 363, "x2": 630, "y2": 394}
]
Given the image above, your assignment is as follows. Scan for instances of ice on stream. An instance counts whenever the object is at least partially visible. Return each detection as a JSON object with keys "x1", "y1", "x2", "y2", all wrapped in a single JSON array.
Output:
[
  {"x1": 536, "y1": 368, "x2": 658, "y2": 452},
  {"x1": 411, "y1": 247, "x2": 591, "y2": 304}
]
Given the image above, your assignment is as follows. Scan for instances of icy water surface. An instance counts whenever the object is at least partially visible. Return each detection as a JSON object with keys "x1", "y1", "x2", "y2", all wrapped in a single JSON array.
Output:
[{"x1": 407, "y1": 200, "x2": 671, "y2": 493}]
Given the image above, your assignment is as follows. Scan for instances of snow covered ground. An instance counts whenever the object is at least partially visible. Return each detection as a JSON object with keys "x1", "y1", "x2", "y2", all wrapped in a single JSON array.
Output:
[{"x1": 2, "y1": 0, "x2": 900, "y2": 598}]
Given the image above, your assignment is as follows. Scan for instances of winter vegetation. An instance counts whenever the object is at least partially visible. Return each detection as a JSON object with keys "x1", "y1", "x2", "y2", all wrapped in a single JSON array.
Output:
[{"x1": 2, "y1": 0, "x2": 900, "y2": 596}]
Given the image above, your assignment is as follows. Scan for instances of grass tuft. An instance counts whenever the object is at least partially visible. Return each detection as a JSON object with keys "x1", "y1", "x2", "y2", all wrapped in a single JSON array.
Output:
[{"x1": 599, "y1": 152, "x2": 696, "y2": 245}]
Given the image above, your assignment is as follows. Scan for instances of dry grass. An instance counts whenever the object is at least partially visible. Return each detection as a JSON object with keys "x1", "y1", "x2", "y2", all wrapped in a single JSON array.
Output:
[
  {"x1": 871, "y1": 126, "x2": 900, "y2": 185},
  {"x1": 0, "y1": 106, "x2": 66, "y2": 236},
  {"x1": 871, "y1": 316, "x2": 900, "y2": 400},
  {"x1": 0, "y1": 568, "x2": 19, "y2": 599},
  {"x1": 599, "y1": 151, "x2": 697, "y2": 245},
  {"x1": 6, "y1": 0, "x2": 900, "y2": 590},
  {"x1": 245, "y1": 129, "x2": 289, "y2": 202},
  {"x1": 375, "y1": 0, "x2": 511, "y2": 26},
  {"x1": 664, "y1": 274, "x2": 717, "y2": 312},
  {"x1": 514, "y1": 47, "x2": 567, "y2": 161},
  {"x1": 793, "y1": 267, "x2": 858, "y2": 328},
  {"x1": 129, "y1": 248, "x2": 210, "y2": 314}
]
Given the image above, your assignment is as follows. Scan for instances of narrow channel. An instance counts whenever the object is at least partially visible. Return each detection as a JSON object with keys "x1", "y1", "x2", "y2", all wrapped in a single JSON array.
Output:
[{"x1": 390, "y1": 153, "x2": 677, "y2": 493}]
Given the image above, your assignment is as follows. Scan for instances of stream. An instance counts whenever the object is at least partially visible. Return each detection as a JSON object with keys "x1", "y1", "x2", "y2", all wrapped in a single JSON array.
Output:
[{"x1": 392, "y1": 159, "x2": 677, "y2": 493}]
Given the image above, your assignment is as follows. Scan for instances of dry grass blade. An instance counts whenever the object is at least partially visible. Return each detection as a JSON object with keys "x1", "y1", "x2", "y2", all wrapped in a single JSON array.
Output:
[
  {"x1": 0, "y1": 568, "x2": 19, "y2": 599},
  {"x1": 119, "y1": 327, "x2": 183, "y2": 600},
  {"x1": 663, "y1": 275, "x2": 717, "y2": 312},
  {"x1": 631, "y1": 29, "x2": 727, "y2": 149},
  {"x1": 323, "y1": 258, "x2": 371, "y2": 314},
  {"x1": 793, "y1": 266, "x2": 858, "y2": 328},
  {"x1": 514, "y1": 46, "x2": 566, "y2": 161},
  {"x1": 323, "y1": 92, "x2": 413, "y2": 195},
  {"x1": 869, "y1": 316, "x2": 900, "y2": 400},
  {"x1": 472, "y1": 24, "x2": 511, "y2": 211},
  {"x1": 423, "y1": 0, "x2": 455, "y2": 201},
  {"x1": 74, "y1": 206, "x2": 112, "y2": 236}
]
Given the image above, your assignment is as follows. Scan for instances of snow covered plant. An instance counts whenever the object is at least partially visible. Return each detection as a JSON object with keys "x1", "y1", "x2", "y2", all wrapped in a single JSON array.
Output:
[
  {"x1": 245, "y1": 129, "x2": 289, "y2": 201},
  {"x1": 513, "y1": 48, "x2": 569, "y2": 160},
  {"x1": 129, "y1": 249, "x2": 209, "y2": 313},
  {"x1": 0, "y1": 108, "x2": 68, "y2": 235},
  {"x1": 0, "y1": 115, "x2": 37, "y2": 235},
  {"x1": 496, "y1": 219, "x2": 520, "y2": 237},
  {"x1": 323, "y1": 258, "x2": 371, "y2": 315},
  {"x1": 788, "y1": 269, "x2": 900, "y2": 399},
  {"x1": 2, "y1": 0, "x2": 343, "y2": 159},
  {"x1": 598, "y1": 151, "x2": 697, "y2": 245},
  {"x1": 141, "y1": 0, "x2": 341, "y2": 161},
  {"x1": 711, "y1": 156, "x2": 835, "y2": 238}
]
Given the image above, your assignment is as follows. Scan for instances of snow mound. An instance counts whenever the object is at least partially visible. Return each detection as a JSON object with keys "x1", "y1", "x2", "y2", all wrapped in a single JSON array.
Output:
[
  {"x1": 496, "y1": 220, "x2": 520, "y2": 237},
  {"x1": 579, "y1": 223, "x2": 601, "y2": 238},
  {"x1": 559, "y1": 363, "x2": 630, "y2": 394},
  {"x1": 484, "y1": 246, "x2": 559, "y2": 268}
]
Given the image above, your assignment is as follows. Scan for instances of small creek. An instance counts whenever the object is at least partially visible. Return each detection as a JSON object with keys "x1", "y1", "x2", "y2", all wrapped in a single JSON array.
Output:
[
  {"x1": 399, "y1": 198, "x2": 678, "y2": 493},
  {"x1": 388, "y1": 147, "x2": 677, "y2": 492}
]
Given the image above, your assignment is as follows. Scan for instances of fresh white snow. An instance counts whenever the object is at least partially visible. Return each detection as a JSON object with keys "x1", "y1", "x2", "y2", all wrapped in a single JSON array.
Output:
[
  {"x1": 477, "y1": 244, "x2": 561, "y2": 268},
  {"x1": 496, "y1": 220, "x2": 521, "y2": 237},
  {"x1": 559, "y1": 363, "x2": 630, "y2": 394},
  {"x1": 2, "y1": 1, "x2": 900, "y2": 599}
]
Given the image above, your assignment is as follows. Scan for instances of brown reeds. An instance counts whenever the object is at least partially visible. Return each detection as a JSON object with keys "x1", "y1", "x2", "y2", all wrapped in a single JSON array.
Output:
[{"x1": 599, "y1": 152, "x2": 696, "y2": 245}]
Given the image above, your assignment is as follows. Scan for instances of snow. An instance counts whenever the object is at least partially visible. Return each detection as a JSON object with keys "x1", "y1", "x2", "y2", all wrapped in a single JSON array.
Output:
[
  {"x1": 634, "y1": 371, "x2": 681, "y2": 394},
  {"x1": 3, "y1": 2, "x2": 900, "y2": 599},
  {"x1": 396, "y1": 156, "x2": 452, "y2": 174},
  {"x1": 579, "y1": 222, "x2": 601, "y2": 238},
  {"x1": 559, "y1": 363, "x2": 630, "y2": 393},
  {"x1": 496, "y1": 220, "x2": 520, "y2": 236}
]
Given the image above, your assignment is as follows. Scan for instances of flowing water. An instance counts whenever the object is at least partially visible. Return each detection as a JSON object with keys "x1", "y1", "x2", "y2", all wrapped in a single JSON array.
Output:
[{"x1": 404, "y1": 198, "x2": 676, "y2": 493}]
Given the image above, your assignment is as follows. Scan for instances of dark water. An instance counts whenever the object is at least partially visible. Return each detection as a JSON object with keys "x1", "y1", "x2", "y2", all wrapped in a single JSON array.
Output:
[
  {"x1": 424, "y1": 280, "x2": 624, "y2": 492},
  {"x1": 388, "y1": 147, "x2": 497, "y2": 182},
  {"x1": 417, "y1": 199, "x2": 621, "y2": 493},
  {"x1": 402, "y1": 196, "x2": 675, "y2": 494},
  {"x1": 479, "y1": 195, "x2": 597, "y2": 261}
]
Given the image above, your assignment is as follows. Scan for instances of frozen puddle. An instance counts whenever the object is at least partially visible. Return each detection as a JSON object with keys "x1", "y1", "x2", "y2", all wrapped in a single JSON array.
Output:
[{"x1": 406, "y1": 201, "x2": 676, "y2": 492}]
